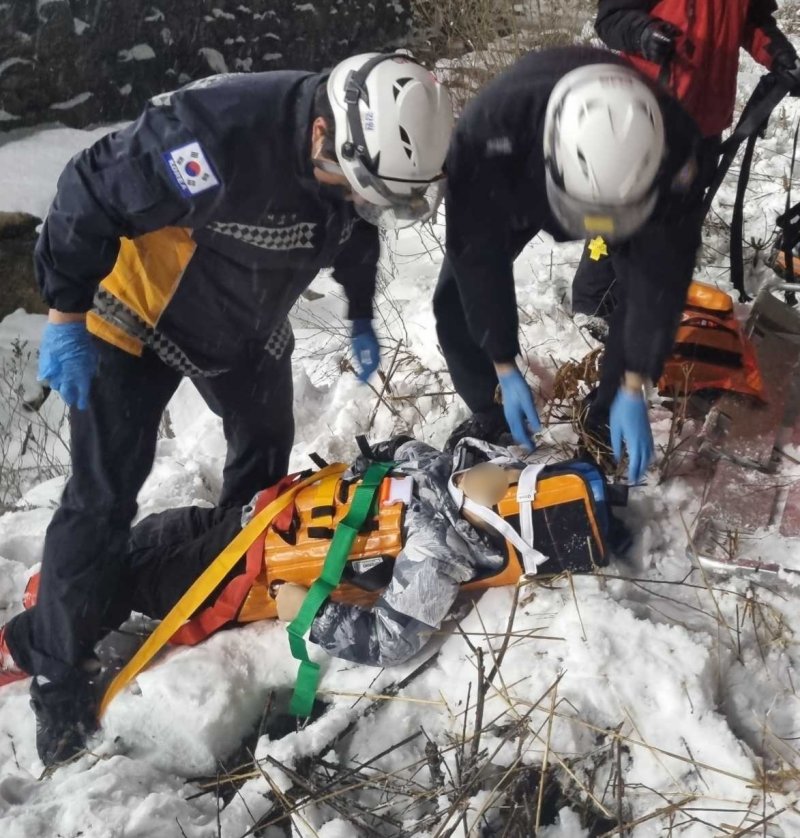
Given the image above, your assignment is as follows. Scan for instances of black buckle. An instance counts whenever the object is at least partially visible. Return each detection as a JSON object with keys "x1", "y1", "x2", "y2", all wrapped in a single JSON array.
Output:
[{"x1": 344, "y1": 77, "x2": 362, "y2": 106}]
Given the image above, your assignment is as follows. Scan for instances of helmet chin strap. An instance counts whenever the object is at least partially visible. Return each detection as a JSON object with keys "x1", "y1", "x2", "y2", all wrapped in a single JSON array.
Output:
[
  {"x1": 341, "y1": 53, "x2": 399, "y2": 171},
  {"x1": 448, "y1": 464, "x2": 551, "y2": 575}
]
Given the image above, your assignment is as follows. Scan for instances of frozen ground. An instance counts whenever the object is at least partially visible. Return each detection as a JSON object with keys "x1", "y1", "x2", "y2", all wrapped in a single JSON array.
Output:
[{"x1": 3, "y1": 50, "x2": 800, "y2": 837}]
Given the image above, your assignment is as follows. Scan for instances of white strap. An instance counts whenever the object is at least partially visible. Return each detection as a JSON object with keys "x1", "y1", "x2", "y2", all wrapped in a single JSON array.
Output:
[
  {"x1": 448, "y1": 467, "x2": 551, "y2": 576},
  {"x1": 517, "y1": 464, "x2": 546, "y2": 560}
]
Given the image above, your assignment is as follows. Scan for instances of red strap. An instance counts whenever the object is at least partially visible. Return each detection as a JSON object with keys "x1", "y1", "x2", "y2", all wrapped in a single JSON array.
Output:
[
  {"x1": 170, "y1": 474, "x2": 299, "y2": 646},
  {"x1": 23, "y1": 572, "x2": 40, "y2": 610}
]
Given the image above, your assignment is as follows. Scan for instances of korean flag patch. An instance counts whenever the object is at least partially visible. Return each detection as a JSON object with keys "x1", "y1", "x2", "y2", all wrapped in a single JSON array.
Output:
[{"x1": 163, "y1": 141, "x2": 220, "y2": 196}]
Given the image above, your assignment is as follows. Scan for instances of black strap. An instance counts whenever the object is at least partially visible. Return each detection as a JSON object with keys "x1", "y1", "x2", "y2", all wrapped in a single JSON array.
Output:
[
  {"x1": 342, "y1": 53, "x2": 400, "y2": 173},
  {"x1": 311, "y1": 505, "x2": 336, "y2": 519},
  {"x1": 307, "y1": 526, "x2": 335, "y2": 540},
  {"x1": 355, "y1": 434, "x2": 375, "y2": 460},
  {"x1": 781, "y1": 119, "x2": 800, "y2": 306},
  {"x1": 703, "y1": 73, "x2": 790, "y2": 216},
  {"x1": 702, "y1": 73, "x2": 791, "y2": 302},
  {"x1": 308, "y1": 452, "x2": 329, "y2": 469},
  {"x1": 729, "y1": 132, "x2": 758, "y2": 302},
  {"x1": 657, "y1": 56, "x2": 672, "y2": 89}
]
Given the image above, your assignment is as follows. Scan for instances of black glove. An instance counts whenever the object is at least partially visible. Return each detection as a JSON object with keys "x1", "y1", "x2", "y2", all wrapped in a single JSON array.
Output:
[
  {"x1": 772, "y1": 50, "x2": 800, "y2": 96},
  {"x1": 640, "y1": 19, "x2": 682, "y2": 64}
]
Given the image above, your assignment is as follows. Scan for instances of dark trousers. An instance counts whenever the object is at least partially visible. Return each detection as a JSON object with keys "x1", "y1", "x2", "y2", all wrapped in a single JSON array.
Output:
[
  {"x1": 433, "y1": 255, "x2": 501, "y2": 414},
  {"x1": 571, "y1": 245, "x2": 618, "y2": 318},
  {"x1": 7, "y1": 335, "x2": 294, "y2": 681},
  {"x1": 19, "y1": 506, "x2": 244, "y2": 647}
]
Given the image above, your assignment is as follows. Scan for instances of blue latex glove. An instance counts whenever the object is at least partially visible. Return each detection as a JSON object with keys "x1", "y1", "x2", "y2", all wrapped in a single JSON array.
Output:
[
  {"x1": 610, "y1": 388, "x2": 654, "y2": 484},
  {"x1": 497, "y1": 367, "x2": 541, "y2": 450},
  {"x1": 351, "y1": 318, "x2": 380, "y2": 383},
  {"x1": 38, "y1": 321, "x2": 99, "y2": 410}
]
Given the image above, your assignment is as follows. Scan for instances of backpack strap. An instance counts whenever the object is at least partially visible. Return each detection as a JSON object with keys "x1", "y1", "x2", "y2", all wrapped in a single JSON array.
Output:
[{"x1": 287, "y1": 460, "x2": 394, "y2": 716}]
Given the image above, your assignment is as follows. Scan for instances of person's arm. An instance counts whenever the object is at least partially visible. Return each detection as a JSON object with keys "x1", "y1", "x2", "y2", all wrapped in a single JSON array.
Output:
[
  {"x1": 309, "y1": 508, "x2": 475, "y2": 667},
  {"x1": 444, "y1": 134, "x2": 519, "y2": 365},
  {"x1": 744, "y1": 0, "x2": 798, "y2": 71},
  {"x1": 330, "y1": 218, "x2": 380, "y2": 322},
  {"x1": 615, "y1": 206, "x2": 702, "y2": 385},
  {"x1": 36, "y1": 101, "x2": 228, "y2": 316},
  {"x1": 595, "y1": 0, "x2": 661, "y2": 55},
  {"x1": 331, "y1": 218, "x2": 381, "y2": 380}
]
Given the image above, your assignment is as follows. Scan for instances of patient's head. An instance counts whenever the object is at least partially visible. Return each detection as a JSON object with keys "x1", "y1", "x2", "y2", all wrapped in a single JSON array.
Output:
[{"x1": 456, "y1": 463, "x2": 522, "y2": 532}]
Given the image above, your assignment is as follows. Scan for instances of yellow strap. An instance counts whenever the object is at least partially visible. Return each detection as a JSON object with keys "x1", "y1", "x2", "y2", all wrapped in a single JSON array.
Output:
[{"x1": 99, "y1": 463, "x2": 347, "y2": 717}]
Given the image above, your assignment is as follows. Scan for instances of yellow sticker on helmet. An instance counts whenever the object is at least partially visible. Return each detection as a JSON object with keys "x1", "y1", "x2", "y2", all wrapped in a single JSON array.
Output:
[{"x1": 583, "y1": 215, "x2": 615, "y2": 235}]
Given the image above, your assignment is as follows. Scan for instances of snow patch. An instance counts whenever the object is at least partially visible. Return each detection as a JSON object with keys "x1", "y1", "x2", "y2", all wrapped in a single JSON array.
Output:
[
  {"x1": 197, "y1": 47, "x2": 228, "y2": 75},
  {"x1": 118, "y1": 44, "x2": 156, "y2": 62},
  {"x1": 0, "y1": 58, "x2": 34, "y2": 79},
  {"x1": 49, "y1": 92, "x2": 93, "y2": 111}
]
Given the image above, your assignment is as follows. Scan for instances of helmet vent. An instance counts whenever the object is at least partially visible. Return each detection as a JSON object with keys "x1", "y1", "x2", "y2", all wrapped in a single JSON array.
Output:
[
  {"x1": 399, "y1": 125, "x2": 413, "y2": 160},
  {"x1": 392, "y1": 77, "x2": 413, "y2": 100},
  {"x1": 576, "y1": 148, "x2": 589, "y2": 177}
]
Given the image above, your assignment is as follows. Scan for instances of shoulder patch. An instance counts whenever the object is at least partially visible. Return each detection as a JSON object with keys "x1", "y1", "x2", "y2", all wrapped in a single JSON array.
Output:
[{"x1": 162, "y1": 141, "x2": 220, "y2": 196}]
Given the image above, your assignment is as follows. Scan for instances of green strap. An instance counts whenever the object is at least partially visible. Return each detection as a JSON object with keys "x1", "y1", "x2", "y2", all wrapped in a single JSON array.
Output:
[{"x1": 288, "y1": 460, "x2": 394, "y2": 716}]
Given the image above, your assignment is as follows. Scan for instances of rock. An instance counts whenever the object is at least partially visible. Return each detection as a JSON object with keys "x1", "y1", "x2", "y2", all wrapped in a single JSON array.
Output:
[
  {"x1": 0, "y1": 0, "x2": 414, "y2": 130},
  {"x1": 0, "y1": 212, "x2": 46, "y2": 318}
]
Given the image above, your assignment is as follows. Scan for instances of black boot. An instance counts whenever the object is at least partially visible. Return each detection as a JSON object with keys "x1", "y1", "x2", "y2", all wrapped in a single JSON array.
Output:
[
  {"x1": 444, "y1": 405, "x2": 512, "y2": 452},
  {"x1": 30, "y1": 670, "x2": 98, "y2": 766}
]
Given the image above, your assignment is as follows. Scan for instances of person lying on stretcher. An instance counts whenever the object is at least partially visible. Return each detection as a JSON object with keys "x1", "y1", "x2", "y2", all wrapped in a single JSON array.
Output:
[{"x1": 1, "y1": 438, "x2": 625, "y2": 685}]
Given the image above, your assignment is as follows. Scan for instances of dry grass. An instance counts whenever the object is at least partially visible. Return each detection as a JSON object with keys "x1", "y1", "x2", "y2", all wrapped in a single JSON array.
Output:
[
  {"x1": 412, "y1": 0, "x2": 596, "y2": 110},
  {"x1": 0, "y1": 339, "x2": 70, "y2": 510}
]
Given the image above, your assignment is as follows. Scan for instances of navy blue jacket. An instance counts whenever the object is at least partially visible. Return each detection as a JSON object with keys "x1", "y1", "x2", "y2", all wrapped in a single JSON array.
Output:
[{"x1": 36, "y1": 71, "x2": 379, "y2": 373}]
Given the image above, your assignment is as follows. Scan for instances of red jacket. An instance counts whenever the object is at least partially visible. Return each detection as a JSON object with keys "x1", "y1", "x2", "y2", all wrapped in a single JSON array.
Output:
[{"x1": 596, "y1": 1, "x2": 796, "y2": 136}]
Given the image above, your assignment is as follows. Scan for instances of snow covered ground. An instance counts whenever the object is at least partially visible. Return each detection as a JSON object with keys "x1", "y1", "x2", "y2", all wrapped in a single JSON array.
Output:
[{"x1": 3, "y1": 50, "x2": 800, "y2": 837}]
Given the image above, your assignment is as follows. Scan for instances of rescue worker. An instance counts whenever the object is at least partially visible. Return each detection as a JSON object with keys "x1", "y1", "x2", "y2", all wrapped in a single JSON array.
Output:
[
  {"x1": 571, "y1": 0, "x2": 800, "y2": 337},
  {"x1": 1, "y1": 437, "x2": 620, "y2": 756},
  {"x1": 4, "y1": 53, "x2": 453, "y2": 766},
  {"x1": 434, "y1": 46, "x2": 705, "y2": 483}
]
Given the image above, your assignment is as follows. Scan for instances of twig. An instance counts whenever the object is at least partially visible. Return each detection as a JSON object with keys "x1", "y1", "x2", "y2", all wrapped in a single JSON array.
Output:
[
  {"x1": 598, "y1": 796, "x2": 698, "y2": 837},
  {"x1": 535, "y1": 681, "x2": 558, "y2": 831},
  {"x1": 470, "y1": 647, "x2": 486, "y2": 765},
  {"x1": 368, "y1": 340, "x2": 403, "y2": 430}
]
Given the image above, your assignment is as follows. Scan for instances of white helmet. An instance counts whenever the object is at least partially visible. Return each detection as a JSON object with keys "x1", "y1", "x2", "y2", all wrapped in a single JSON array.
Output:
[
  {"x1": 543, "y1": 63, "x2": 666, "y2": 241},
  {"x1": 327, "y1": 52, "x2": 454, "y2": 228}
]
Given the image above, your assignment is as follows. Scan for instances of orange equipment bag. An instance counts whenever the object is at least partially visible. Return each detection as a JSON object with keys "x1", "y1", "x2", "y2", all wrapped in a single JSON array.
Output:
[{"x1": 658, "y1": 281, "x2": 764, "y2": 400}]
